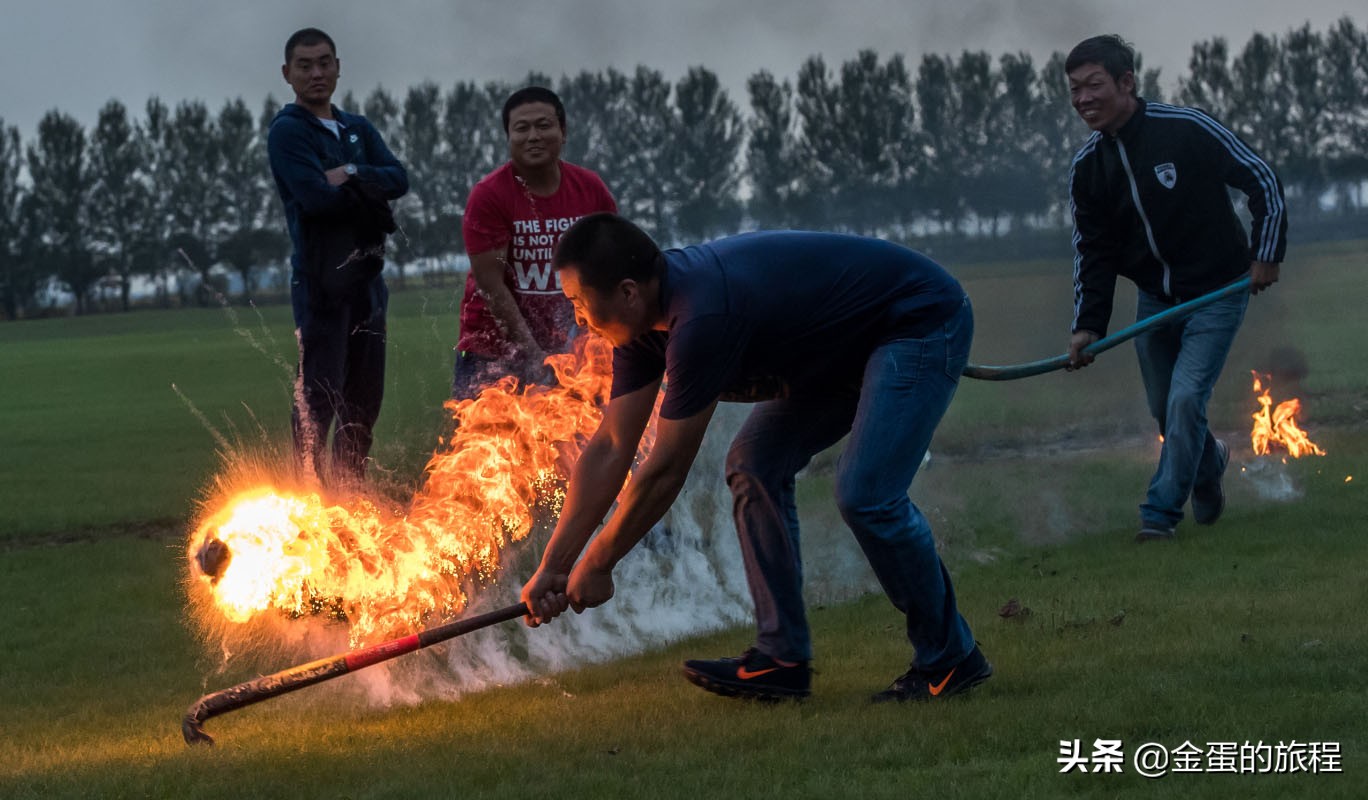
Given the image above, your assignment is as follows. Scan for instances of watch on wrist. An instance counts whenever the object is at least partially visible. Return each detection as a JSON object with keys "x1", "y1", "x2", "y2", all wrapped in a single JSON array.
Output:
[{"x1": 343, "y1": 163, "x2": 357, "y2": 177}]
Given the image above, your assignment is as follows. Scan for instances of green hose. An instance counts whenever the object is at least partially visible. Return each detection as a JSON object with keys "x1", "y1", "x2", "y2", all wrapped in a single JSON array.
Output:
[{"x1": 962, "y1": 277, "x2": 1253, "y2": 381}]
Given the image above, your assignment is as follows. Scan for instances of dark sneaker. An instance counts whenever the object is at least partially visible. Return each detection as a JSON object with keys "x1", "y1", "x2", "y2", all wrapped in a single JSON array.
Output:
[
  {"x1": 683, "y1": 648, "x2": 810, "y2": 700},
  {"x1": 871, "y1": 645, "x2": 992, "y2": 703},
  {"x1": 1192, "y1": 439, "x2": 1229, "y2": 525},
  {"x1": 1136, "y1": 523, "x2": 1176, "y2": 542}
]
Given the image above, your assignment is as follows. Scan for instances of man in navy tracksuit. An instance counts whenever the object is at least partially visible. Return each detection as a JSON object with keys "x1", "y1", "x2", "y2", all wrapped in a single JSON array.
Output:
[
  {"x1": 1063, "y1": 34, "x2": 1287, "y2": 541},
  {"x1": 268, "y1": 28, "x2": 409, "y2": 482}
]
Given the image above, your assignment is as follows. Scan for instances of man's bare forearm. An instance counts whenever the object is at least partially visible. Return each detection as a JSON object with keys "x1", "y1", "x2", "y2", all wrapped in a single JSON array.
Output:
[
  {"x1": 538, "y1": 435, "x2": 635, "y2": 574},
  {"x1": 470, "y1": 253, "x2": 544, "y2": 357},
  {"x1": 581, "y1": 457, "x2": 691, "y2": 571}
]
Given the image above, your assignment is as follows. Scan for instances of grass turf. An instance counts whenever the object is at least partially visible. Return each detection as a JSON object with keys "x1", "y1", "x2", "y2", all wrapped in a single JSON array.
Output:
[
  {"x1": 0, "y1": 443, "x2": 1363, "y2": 797},
  {"x1": 0, "y1": 289, "x2": 461, "y2": 539}
]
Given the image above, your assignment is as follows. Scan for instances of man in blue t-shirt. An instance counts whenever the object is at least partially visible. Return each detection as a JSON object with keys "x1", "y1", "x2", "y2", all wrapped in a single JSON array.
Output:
[{"x1": 520, "y1": 213, "x2": 992, "y2": 703}]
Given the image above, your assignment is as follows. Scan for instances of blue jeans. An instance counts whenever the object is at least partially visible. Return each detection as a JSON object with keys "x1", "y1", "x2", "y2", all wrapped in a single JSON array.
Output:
[
  {"x1": 451, "y1": 350, "x2": 561, "y2": 401},
  {"x1": 1134, "y1": 289, "x2": 1248, "y2": 527},
  {"x1": 725, "y1": 298, "x2": 976, "y2": 671},
  {"x1": 451, "y1": 325, "x2": 580, "y2": 400}
]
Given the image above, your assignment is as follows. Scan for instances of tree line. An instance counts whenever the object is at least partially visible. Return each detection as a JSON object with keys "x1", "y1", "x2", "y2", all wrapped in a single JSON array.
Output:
[{"x1": 2, "y1": 17, "x2": 1364, "y2": 319}]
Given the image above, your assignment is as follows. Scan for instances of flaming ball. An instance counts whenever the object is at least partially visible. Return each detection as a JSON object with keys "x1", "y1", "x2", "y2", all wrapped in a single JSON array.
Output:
[{"x1": 195, "y1": 537, "x2": 232, "y2": 581}]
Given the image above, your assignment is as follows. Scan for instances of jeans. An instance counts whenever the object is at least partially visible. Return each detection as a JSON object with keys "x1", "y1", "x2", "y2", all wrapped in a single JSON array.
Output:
[
  {"x1": 725, "y1": 297, "x2": 976, "y2": 671},
  {"x1": 290, "y1": 272, "x2": 388, "y2": 482},
  {"x1": 1134, "y1": 289, "x2": 1248, "y2": 527},
  {"x1": 451, "y1": 350, "x2": 557, "y2": 401}
]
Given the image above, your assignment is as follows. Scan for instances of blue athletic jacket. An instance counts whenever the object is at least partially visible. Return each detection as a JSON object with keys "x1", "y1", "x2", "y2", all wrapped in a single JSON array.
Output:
[
  {"x1": 267, "y1": 103, "x2": 409, "y2": 275},
  {"x1": 1068, "y1": 98, "x2": 1287, "y2": 335}
]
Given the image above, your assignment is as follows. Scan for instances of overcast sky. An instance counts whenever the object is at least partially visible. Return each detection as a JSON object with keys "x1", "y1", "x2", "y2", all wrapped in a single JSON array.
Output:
[{"x1": 2, "y1": 0, "x2": 1361, "y2": 136}]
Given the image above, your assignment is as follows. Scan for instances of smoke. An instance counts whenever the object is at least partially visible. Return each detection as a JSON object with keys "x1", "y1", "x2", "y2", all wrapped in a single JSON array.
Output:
[
  {"x1": 338, "y1": 403, "x2": 875, "y2": 707},
  {"x1": 394, "y1": 404, "x2": 755, "y2": 700},
  {"x1": 1261, "y1": 345, "x2": 1310, "y2": 395},
  {"x1": 1238, "y1": 456, "x2": 1304, "y2": 502}
]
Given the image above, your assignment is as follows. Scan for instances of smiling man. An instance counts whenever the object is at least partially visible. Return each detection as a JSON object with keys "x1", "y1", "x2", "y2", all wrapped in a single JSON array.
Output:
[
  {"x1": 520, "y1": 212, "x2": 992, "y2": 704},
  {"x1": 267, "y1": 28, "x2": 408, "y2": 483},
  {"x1": 453, "y1": 87, "x2": 616, "y2": 399},
  {"x1": 1063, "y1": 34, "x2": 1287, "y2": 542}
]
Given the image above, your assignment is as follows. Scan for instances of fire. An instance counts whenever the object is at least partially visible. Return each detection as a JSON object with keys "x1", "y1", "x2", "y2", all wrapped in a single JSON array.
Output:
[
  {"x1": 187, "y1": 335, "x2": 635, "y2": 646},
  {"x1": 1249, "y1": 371, "x2": 1325, "y2": 458}
]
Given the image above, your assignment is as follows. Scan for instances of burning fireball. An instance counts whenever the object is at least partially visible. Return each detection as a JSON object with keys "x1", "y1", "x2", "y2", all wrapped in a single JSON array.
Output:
[{"x1": 187, "y1": 335, "x2": 640, "y2": 647}]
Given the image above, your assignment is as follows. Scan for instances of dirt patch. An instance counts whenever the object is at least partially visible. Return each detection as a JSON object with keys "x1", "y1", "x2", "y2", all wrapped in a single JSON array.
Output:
[{"x1": 2, "y1": 517, "x2": 187, "y2": 552}]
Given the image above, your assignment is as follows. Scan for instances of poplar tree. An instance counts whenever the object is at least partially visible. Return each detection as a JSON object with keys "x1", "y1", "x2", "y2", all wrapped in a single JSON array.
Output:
[
  {"x1": 0, "y1": 119, "x2": 32, "y2": 319},
  {"x1": 216, "y1": 97, "x2": 286, "y2": 301},
  {"x1": 87, "y1": 100, "x2": 153, "y2": 311},
  {"x1": 28, "y1": 112, "x2": 96, "y2": 313},
  {"x1": 162, "y1": 100, "x2": 223, "y2": 304},
  {"x1": 672, "y1": 66, "x2": 743, "y2": 241},
  {"x1": 745, "y1": 69, "x2": 798, "y2": 229},
  {"x1": 392, "y1": 81, "x2": 446, "y2": 284},
  {"x1": 443, "y1": 80, "x2": 503, "y2": 254}
]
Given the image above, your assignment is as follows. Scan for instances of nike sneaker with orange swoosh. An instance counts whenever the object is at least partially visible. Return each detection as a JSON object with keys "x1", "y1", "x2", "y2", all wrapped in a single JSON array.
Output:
[
  {"x1": 683, "y1": 648, "x2": 811, "y2": 700},
  {"x1": 870, "y1": 644, "x2": 992, "y2": 703}
]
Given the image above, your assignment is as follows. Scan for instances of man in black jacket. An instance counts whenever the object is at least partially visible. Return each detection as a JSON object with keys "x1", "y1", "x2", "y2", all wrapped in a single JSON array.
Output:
[
  {"x1": 268, "y1": 28, "x2": 409, "y2": 483},
  {"x1": 1063, "y1": 34, "x2": 1287, "y2": 542}
]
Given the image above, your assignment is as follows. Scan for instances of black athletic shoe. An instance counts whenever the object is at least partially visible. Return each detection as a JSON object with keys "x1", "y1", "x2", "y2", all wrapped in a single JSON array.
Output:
[
  {"x1": 683, "y1": 648, "x2": 811, "y2": 700},
  {"x1": 871, "y1": 645, "x2": 992, "y2": 703},
  {"x1": 1192, "y1": 439, "x2": 1229, "y2": 525}
]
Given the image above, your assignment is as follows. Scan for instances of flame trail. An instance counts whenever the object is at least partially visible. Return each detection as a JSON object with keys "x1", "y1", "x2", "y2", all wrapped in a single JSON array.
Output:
[{"x1": 187, "y1": 335, "x2": 624, "y2": 647}]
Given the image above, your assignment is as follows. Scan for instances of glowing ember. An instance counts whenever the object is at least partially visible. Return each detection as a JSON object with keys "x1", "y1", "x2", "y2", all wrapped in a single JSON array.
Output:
[
  {"x1": 187, "y1": 335, "x2": 635, "y2": 646},
  {"x1": 1249, "y1": 371, "x2": 1325, "y2": 458}
]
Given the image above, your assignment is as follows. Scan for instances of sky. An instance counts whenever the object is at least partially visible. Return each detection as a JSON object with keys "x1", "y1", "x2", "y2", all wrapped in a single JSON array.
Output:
[{"x1": 1, "y1": 0, "x2": 1362, "y2": 136}]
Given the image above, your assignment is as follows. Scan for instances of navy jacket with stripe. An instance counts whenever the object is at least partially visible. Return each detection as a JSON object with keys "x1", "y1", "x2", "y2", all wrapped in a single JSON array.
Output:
[{"x1": 1067, "y1": 97, "x2": 1287, "y2": 336}]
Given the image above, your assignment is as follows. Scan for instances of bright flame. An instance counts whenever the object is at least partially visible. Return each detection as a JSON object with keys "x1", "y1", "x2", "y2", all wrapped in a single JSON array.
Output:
[
  {"x1": 1250, "y1": 371, "x2": 1325, "y2": 458},
  {"x1": 187, "y1": 335, "x2": 638, "y2": 646}
]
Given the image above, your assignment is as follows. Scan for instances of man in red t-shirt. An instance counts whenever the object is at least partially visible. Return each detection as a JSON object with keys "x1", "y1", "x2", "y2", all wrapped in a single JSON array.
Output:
[{"x1": 454, "y1": 86, "x2": 617, "y2": 398}]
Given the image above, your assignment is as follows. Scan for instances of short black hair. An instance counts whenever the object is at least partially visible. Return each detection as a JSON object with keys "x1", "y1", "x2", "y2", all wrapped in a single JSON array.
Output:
[
  {"x1": 1065, "y1": 35, "x2": 1136, "y2": 87},
  {"x1": 553, "y1": 213, "x2": 664, "y2": 292},
  {"x1": 285, "y1": 28, "x2": 336, "y2": 64},
  {"x1": 501, "y1": 86, "x2": 566, "y2": 134}
]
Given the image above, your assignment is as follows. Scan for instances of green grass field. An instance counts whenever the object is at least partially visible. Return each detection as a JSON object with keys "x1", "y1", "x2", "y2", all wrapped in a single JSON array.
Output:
[
  {"x1": 0, "y1": 286, "x2": 464, "y2": 538},
  {"x1": 1, "y1": 242, "x2": 1364, "y2": 797}
]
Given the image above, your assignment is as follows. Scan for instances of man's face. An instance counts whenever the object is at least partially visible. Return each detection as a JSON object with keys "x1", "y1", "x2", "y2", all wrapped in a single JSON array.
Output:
[
  {"x1": 559, "y1": 265, "x2": 639, "y2": 347},
  {"x1": 283, "y1": 42, "x2": 339, "y2": 107},
  {"x1": 1067, "y1": 63, "x2": 1136, "y2": 135},
  {"x1": 507, "y1": 102, "x2": 565, "y2": 172}
]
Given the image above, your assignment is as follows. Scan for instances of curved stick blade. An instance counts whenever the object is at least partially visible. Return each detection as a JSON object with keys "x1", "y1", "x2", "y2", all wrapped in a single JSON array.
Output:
[{"x1": 182, "y1": 712, "x2": 215, "y2": 746}]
